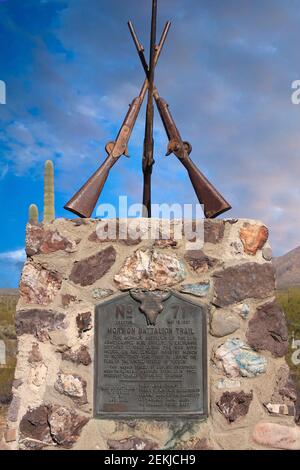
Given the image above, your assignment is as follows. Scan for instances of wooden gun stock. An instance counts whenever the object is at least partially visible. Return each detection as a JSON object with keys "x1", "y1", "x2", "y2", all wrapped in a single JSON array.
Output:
[
  {"x1": 64, "y1": 22, "x2": 171, "y2": 219},
  {"x1": 155, "y1": 95, "x2": 231, "y2": 218}
]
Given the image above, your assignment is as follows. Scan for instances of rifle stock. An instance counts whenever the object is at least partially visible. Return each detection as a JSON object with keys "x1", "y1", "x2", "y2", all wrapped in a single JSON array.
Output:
[
  {"x1": 64, "y1": 21, "x2": 171, "y2": 218},
  {"x1": 155, "y1": 95, "x2": 231, "y2": 218}
]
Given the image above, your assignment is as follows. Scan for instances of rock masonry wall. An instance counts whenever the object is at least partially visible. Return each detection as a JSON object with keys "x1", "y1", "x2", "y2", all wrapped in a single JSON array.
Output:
[{"x1": 3, "y1": 218, "x2": 299, "y2": 450}]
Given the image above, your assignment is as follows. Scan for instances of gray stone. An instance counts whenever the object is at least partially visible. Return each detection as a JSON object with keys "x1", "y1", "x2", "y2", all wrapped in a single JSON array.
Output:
[
  {"x1": 19, "y1": 406, "x2": 52, "y2": 449},
  {"x1": 92, "y1": 288, "x2": 114, "y2": 300},
  {"x1": 20, "y1": 262, "x2": 62, "y2": 306},
  {"x1": 180, "y1": 282, "x2": 210, "y2": 297},
  {"x1": 213, "y1": 263, "x2": 275, "y2": 307},
  {"x1": 210, "y1": 310, "x2": 240, "y2": 337},
  {"x1": 262, "y1": 247, "x2": 273, "y2": 261},
  {"x1": 214, "y1": 338, "x2": 267, "y2": 378},
  {"x1": 239, "y1": 304, "x2": 250, "y2": 320},
  {"x1": 246, "y1": 301, "x2": 288, "y2": 357},
  {"x1": 70, "y1": 246, "x2": 116, "y2": 287}
]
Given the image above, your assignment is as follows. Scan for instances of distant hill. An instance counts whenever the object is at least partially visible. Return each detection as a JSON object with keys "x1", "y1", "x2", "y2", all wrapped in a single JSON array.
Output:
[
  {"x1": 274, "y1": 246, "x2": 300, "y2": 290},
  {"x1": 0, "y1": 289, "x2": 19, "y2": 296}
]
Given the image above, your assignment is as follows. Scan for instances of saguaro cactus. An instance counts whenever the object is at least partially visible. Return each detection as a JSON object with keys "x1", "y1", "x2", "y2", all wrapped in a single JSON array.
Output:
[
  {"x1": 44, "y1": 160, "x2": 55, "y2": 223},
  {"x1": 28, "y1": 204, "x2": 39, "y2": 224}
]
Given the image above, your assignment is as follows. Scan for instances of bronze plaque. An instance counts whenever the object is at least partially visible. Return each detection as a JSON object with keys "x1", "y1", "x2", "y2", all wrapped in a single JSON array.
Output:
[{"x1": 94, "y1": 291, "x2": 207, "y2": 419}]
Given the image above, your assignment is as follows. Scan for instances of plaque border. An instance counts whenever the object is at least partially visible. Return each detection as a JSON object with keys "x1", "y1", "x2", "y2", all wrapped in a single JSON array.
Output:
[{"x1": 94, "y1": 291, "x2": 208, "y2": 420}]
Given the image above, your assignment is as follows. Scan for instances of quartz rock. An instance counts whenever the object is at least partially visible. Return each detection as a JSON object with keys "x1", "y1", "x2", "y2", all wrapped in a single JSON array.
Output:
[
  {"x1": 114, "y1": 249, "x2": 186, "y2": 290},
  {"x1": 92, "y1": 288, "x2": 114, "y2": 300},
  {"x1": 20, "y1": 262, "x2": 62, "y2": 306},
  {"x1": 214, "y1": 338, "x2": 267, "y2": 378},
  {"x1": 54, "y1": 372, "x2": 87, "y2": 405},
  {"x1": 239, "y1": 222, "x2": 269, "y2": 255}
]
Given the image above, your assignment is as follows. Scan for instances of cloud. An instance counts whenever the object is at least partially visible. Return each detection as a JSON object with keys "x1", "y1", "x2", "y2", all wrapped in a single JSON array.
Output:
[
  {"x1": 1, "y1": 0, "x2": 300, "y2": 256},
  {"x1": 0, "y1": 249, "x2": 26, "y2": 288},
  {"x1": 0, "y1": 248, "x2": 26, "y2": 264}
]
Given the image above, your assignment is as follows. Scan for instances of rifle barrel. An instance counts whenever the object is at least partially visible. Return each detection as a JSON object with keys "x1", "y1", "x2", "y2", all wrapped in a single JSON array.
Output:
[{"x1": 143, "y1": 0, "x2": 158, "y2": 217}]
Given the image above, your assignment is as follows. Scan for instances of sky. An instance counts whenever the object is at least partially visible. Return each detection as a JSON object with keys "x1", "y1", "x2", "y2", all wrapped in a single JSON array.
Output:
[{"x1": 1, "y1": 0, "x2": 300, "y2": 287}]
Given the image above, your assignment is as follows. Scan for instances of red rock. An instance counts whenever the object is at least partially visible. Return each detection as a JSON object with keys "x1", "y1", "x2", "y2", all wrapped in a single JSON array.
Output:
[
  {"x1": 20, "y1": 262, "x2": 62, "y2": 306},
  {"x1": 253, "y1": 422, "x2": 300, "y2": 450},
  {"x1": 26, "y1": 225, "x2": 77, "y2": 256},
  {"x1": 246, "y1": 301, "x2": 288, "y2": 358},
  {"x1": 62, "y1": 345, "x2": 91, "y2": 366},
  {"x1": 19, "y1": 404, "x2": 89, "y2": 449},
  {"x1": 217, "y1": 391, "x2": 253, "y2": 423},
  {"x1": 19, "y1": 406, "x2": 52, "y2": 449},
  {"x1": 48, "y1": 405, "x2": 89, "y2": 448},
  {"x1": 213, "y1": 263, "x2": 275, "y2": 307},
  {"x1": 70, "y1": 246, "x2": 116, "y2": 286},
  {"x1": 16, "y1": 309, "x2": 66, "y2": 338},
  {"x1": 239, "y1": 223, "x2": 269, "y2": 255},
  {"x1": 61, "y1": 293, "x2": 77, "y2": 307}
]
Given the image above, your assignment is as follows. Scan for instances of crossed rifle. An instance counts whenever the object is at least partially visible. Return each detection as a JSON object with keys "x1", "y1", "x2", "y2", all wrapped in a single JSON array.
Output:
[{"x1": 64, "y1": 19, "x2": 231, "y2": 219}]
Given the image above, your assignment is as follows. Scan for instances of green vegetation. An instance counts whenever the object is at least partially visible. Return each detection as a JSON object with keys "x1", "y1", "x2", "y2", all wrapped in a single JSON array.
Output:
[
  {"x1": 29, "y1": 204, "x2": 39, "y2": 224},
  {"x1": 0, "y1": 295, "x2": 18, "y2": 326},
  {"x1": 0, "y1": 293, "x2": 17, "y2": 405},
  {"x1": 44, "y1": 160, "x2": 55, "y2": 222},
  {"x1": 277, "y1": 287, "x2": 300, "y2": 390},
  {"x1": 0, "y1": 357, "x2": 16, "y2": 404},
  {"x1": 28, "y1": 159, "x2": 56, "y2": 224}
]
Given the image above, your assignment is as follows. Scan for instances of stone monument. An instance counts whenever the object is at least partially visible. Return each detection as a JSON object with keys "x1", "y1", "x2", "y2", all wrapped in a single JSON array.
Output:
[{"x1": 3, "y1": 218, "x2": 299, "y2": 450}]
